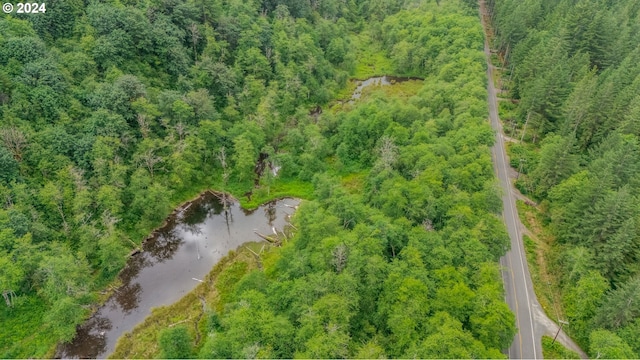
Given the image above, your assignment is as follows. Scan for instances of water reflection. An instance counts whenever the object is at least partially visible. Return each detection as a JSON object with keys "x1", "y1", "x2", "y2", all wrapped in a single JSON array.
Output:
[
  {"x1": 56, "y1": 194, "x2": 300, "y2": 359},
  {"x1": 265, "y1": 202, "x2": 277, "y2": 223},
  {"x1": 59, "y1": 315, "x2": 111, "y2": 358},
  {"x1": 113, "y1": 282, "x2": 142, "y2": 314}
]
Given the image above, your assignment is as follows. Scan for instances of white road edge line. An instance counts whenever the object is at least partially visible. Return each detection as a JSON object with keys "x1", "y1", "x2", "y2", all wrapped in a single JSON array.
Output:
[{"x1": 495, "y1": 111, "x2": 537, "y2": 360}]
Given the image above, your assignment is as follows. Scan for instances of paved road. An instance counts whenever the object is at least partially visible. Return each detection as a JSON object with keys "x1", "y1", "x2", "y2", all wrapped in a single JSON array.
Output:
[
  {"x1": 483, "y1": 36, "x2": 541, "y2": 360},
  {"x1": 479, "y1": 3, "x2": 589, "y2": 359}
]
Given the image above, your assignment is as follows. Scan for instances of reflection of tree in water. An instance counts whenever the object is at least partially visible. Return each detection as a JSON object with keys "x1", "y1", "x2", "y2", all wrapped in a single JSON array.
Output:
[
  {"x1": 56, "y1": 315, "x2": 111, "y2": 358},
  {"x1": 113, "y1": 281, "x2": 142, "y2": 314},
  {"x1": 207, "y1": 196, "x2": 225, "y2": 215},
  {"x1": 118, "y1": 251, "x2": 153, "y2": 285},
  {"x1": 144, "y1": 230, "x2": 182, "y2": 262},
  {"x1": 182, "y1": 201, "x2": 209, "y2": 226},
  {"x1": 182, "y1": 194, "x2": 226, "y2": 227},
  {"x1": 264, "y1": 201, "x2": 277, "y2": 224},
  {"x1": 181, "y1": 220, "x2": 203, "y2": 237}
]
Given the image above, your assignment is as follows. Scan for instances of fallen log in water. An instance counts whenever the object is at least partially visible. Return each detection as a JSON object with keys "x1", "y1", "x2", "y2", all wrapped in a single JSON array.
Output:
[{"x1": 254, "y1": 230, "x2": 279, "y2": 244}]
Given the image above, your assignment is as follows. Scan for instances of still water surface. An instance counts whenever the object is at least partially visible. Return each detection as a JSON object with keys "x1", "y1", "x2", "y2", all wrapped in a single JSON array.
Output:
[{"x1": 56, "y1": 193, "x2": 299, "y2": 359}]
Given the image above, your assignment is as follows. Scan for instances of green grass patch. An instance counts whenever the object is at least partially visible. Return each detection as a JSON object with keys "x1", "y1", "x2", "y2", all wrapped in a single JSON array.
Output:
[
  {"x1": 521, "y1": 233, "x2": 559, "y2": 321},
  {"x1": 334, "y1": 79, "x2": 360, "y2": 101},
  {"x1": 517, "y1": 200, "x2": 537, "y2": 231},
  {"x1": 330, "y1": 78, "x2": 425, "y2": 115},
  {"x1": 341, "y1": 171, "x2": 368, "y2": 194},
  {"x1": 354, "y1": 51, "x2": 395, "y2": 79},
  {"x1": 351, "y1": 32, "x2": 395, "y2": 80},
  {"x1": 542, "y1": 335, "x2": 581, "y2": 359},
  {"x1": 522, "y1": 234, "x2": 541, "y2": 287},
  {"x1": 0, "y1": 296, "x2": 57, "y2": 358},
  {"x1": 365, "y1": 79, "x2": 424, "y2": 101},
  {"x1": 236, "y1": 178, "x2": 314, "y2": 210}
]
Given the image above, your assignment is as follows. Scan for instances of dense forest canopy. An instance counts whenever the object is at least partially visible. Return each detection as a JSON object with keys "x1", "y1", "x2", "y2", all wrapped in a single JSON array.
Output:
[
  {"x1": 489, "y1": 0, "x2": 640, "y2": 357},
  {"x1": 0, "y1": 0, "x2": 517, "y2": 357}
]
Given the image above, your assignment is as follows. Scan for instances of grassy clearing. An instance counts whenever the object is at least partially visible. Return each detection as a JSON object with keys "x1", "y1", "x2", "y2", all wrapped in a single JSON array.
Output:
[
  {"x1": 341, "y1": 171, "x2": 368, "y2": 194},
  {"x1": 517, "y1": 200, "x2": 566, "y2": 323},
  {"x1": 236, "y1": 178, "x2": 314, "y2": 210},
  {"x1": 351, "y1": 32, "x2": 395, "y2": 80},
  {"x1": 334, "y1": 79, "x2": 360, "y2": 101},
  {"x1": 110, "y1": 244, "x2": 263, "y2": 358},
  {"x1": 366, "y1": 79, "x2": 424, "y2": 100},
  {"x1": 333, "y1": 33, "x2": 402, "y2": 101},
  {"x1": 330, "y1": 78, "x2": 425, "y2": 115},
  {"x1": 542, "y1": 335, "x2": 581, "y2": 359},
  {"x1": 0, "y1": 296, "x2": 56, "y2": 358}
]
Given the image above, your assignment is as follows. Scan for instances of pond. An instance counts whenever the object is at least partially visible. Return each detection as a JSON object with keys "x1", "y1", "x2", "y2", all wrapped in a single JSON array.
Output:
[{"x1": 55, "y1": 193, "x2": 300, "y2": 359}]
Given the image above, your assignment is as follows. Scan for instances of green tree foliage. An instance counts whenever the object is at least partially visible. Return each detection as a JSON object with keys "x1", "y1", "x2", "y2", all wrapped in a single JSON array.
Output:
[
  {"x1": 0, "y1": 0, "x2": 517, "y2": 357},
  {"x1": 594, "y1": 276, "x2": 640, "y2": 331},
  {"x1": 529, "y1": 135, "x2": 578, "y2": 197},
  {"x1": 589, "y1": 329, "x2": 636, "y2": 359},
  {"x1": 192, "y1": 2, "x2": 515, "y2": 358},
  {"x1": 563, "y1": 271, "x2": 609, "y2": 344},
  {"x1": 0, "y1": 146, "x2": 19, "y2": 184},
  {"x1": 158, "y1": 325, "x2": 194, "y2": 359},
  {"x1": 492, "y1": 0, "x2": 640, "y2": 355}
]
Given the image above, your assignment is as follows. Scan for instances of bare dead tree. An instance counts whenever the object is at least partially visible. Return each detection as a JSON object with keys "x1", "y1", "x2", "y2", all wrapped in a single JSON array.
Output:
[
  {"x1": 101, "y1": 210, "x2": 121, "y2": 230},
  {"x1": 189, "y1": 23, "x2": 201, "y2": 62},
  {"x1": 0, "y1": 127, "x2": 27, "y2": 161},
  {"x1": 332, "y1": 244, "x2": 348, "y2": 273},
  {"x1": 521, "y1": 111, "x2": 531, "y2": 142},
  {"x1": 99, "y1": 211, "x2": 138, "y2": 251},
  {"x1": 265, "y1": 46, "x2": 273, "y2": 62},
  {"x1": 217, "y1": 147, "x2": 230, "y2": 212},
  {"x1": 422, "y1": 218, "x2": 434, "y2": 232},
  {"x1": 50, "y1": 187, "x2": 70, "y2": 235},
  {"x1": 217, "y1": 146, "x2": 229, "y2": 187},
  {"x1": 140, "y1": 149, "x2": 162, "y2": 180},
  {"x1": 137, "y1": 113, "x2": 150, "y2": 138},
  {"x1": 242, "y1": 343, "x2": 260, "y2": 359},
  {"x1": 175, "y1": 122, "x2": 187, "y2": 142},
  {"x1": 69, "y1": 166, "x2": 87, "y2": 192},
  {"x1": 1, "y1": 190, "x2": 13, "y2": 208},
  {"x1": 2, "y1": 290, "x2": 16, "y2": 307},
  {"x1": 377, "y1": 135, "x2": 398, "y2": 171}
]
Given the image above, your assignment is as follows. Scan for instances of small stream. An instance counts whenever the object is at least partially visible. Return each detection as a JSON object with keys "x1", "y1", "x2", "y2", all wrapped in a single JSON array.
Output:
[{"x1": 56, "y1": 193, "x2": 300, "y2": 359}]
